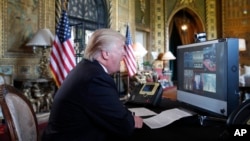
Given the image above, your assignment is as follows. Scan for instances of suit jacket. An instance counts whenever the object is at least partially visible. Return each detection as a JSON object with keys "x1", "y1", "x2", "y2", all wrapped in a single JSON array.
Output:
[{"x1": 42, "y1": 59, "x2": 135, "y2": 141}]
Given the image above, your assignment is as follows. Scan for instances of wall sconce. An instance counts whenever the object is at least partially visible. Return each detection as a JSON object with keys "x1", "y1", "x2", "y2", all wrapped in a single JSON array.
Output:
[
  {"x1": 161, "y1": 51, "x2": 176, "y2": 71},
  {"x1": 181, "y1": 9, "x2": 189, "y2": 32},
  {"x1": 26, "y1": 28, "x2": 54, "y2": 78},
  {"x1": 181, "y1": 24, "x2": 188, "y2": 31}
]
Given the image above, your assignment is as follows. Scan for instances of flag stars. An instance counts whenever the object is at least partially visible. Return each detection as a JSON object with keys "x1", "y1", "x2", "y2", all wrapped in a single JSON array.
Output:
[{"x1": 56, "y1": 11, "x2": 71, "y2": 43}]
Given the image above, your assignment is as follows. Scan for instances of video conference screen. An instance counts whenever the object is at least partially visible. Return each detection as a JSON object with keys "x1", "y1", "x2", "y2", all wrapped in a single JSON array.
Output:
[{"x1": 178, "y1": 42, "x2": 227, "y2": 101}]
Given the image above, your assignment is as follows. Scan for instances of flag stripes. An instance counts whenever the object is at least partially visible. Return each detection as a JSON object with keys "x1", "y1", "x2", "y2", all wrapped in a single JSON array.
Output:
[
  {"x1": 50, "y1": 10, "x2": 76, "y2": 87},
  {"x1": 123, "y1": 25, "x2": 137, "y2": 77}
]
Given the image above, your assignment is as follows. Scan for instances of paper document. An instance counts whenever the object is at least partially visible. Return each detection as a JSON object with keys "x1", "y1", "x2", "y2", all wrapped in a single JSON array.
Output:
[
  {"x1": 143, "y1": 108, "x2": 193, "y2": 129},
  {"x1": 129, "y1": 107, "x2": 157, "y2": 117}
]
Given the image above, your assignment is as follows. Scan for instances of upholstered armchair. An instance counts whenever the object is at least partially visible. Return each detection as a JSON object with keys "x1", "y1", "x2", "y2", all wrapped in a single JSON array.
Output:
[{"x1": 0, "y1": 82, "x2": 39, "y2": 141}]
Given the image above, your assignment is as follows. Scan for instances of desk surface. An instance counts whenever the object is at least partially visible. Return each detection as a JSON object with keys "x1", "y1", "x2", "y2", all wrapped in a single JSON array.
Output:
[{"x1": 125, "y1": 98, "x2": 232, "y2": 140}]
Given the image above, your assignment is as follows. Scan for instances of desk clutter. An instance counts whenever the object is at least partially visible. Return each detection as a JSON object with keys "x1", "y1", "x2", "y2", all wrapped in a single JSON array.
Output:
[
  {"x1": 13, "y1": 78, "x2": 56, "y2": 113},
  {"x1": 129, "y1": 107, "x2": 193, "y2": 129},
  {"x1": 126, "y1": 98, "x2": 250, "y2": 140}
]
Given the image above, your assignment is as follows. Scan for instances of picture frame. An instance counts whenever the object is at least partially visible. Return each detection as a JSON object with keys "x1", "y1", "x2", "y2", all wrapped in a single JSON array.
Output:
[
  {"x1": 158, "y1": 79, "x2": 172, "y2": 89},
  {"x1": 0, "y1": 65, "x2": 13, "y2": 75},
  {"x1": 18, "y1": 66, "x2": 31, "y2": 75},
  {"x1": 1, "y1": 0, "x2": 43, "y2": 57},
  {"x1": 1, "y1": 0, "x2": 41, "y2": 57}
]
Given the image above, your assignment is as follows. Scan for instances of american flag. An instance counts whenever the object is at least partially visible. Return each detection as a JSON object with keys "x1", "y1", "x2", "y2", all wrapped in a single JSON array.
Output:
[
  {"x1": 123, "y1": 25, "x2": 137, "y2": 77},
  {"x1": 49, "y1": 10, "x2": 76, "y2": 87}
]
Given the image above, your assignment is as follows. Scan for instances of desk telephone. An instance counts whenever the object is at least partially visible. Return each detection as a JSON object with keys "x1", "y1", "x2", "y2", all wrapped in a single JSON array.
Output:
[{"x1": 128, "y1": 82, "x2": 163, "y2": 106}]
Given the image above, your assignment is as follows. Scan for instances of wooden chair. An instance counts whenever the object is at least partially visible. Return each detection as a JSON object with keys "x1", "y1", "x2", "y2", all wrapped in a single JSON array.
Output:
[{"x1": 0, "y1": 74, "x2": 39, "y2": 141}]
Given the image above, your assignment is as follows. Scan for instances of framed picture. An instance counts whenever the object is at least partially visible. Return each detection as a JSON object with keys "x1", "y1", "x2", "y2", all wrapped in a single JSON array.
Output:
[
  {"x1": 2, "y1": 0, "x2": 39, "y2": 57},
  {"x1": 18, "y1": 66, "x2": 31, "y2": 75},
  {"x1": 158, "y1": 79, "x2": 172, "y2": 89},
  {"x1": 0, "y1": 65, "x2": 13, "y2": 75},
  {"x1": 1, "y1": 0, "x2": 45, "y2": 57}
]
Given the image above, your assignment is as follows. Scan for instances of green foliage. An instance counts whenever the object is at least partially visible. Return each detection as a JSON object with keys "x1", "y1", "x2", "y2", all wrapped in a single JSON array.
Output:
[{"x1": 143, "y1": 61, "x2": 151, "y2": 66}]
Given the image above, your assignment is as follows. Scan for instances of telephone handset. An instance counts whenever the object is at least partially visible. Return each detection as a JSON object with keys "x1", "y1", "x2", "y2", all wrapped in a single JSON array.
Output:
[{"x1": 128, "y1": 82, "x2": 163, "y2": 106}]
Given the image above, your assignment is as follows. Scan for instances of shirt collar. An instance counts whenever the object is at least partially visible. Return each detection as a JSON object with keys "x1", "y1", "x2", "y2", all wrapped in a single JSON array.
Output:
[{"x1": 99, "y1": 63, "x2": 108, "y2": 73}]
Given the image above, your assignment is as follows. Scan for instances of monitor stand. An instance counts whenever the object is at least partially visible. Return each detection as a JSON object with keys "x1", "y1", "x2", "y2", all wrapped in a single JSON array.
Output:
[{"x1": 198, "y1": 115, "x2": 227, "y2": 126}]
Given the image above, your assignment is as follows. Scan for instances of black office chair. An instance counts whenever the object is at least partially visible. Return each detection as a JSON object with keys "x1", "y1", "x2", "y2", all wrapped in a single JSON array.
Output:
[
  {"x1": 219, "y1": 99, "x2": 250, "y2": 140},
  {"x1": 227, "y1": 99, "x2": 250, "y2": 125}
]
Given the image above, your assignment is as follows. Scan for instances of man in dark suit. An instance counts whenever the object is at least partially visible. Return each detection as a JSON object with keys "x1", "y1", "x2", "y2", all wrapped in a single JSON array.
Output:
[{"x1": 42, "y1": 29, "x2": 143, "y2": 141}]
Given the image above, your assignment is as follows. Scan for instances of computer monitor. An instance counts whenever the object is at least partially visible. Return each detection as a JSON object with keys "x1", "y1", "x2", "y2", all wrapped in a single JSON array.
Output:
[{"x1": 177, "y1": 38, "x2": 240, "y2": 117}]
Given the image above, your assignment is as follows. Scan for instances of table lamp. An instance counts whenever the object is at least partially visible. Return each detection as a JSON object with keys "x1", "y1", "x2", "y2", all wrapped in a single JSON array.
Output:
[
  {"x1": 161, "y1": 51, "x2": 176, "y2": 71},
  {"x1": 133, "y1": 42, "x2": 148, "y2": 71},
  {"x1": 26, "y1": 28, "x2": 54, "y2": 78}
]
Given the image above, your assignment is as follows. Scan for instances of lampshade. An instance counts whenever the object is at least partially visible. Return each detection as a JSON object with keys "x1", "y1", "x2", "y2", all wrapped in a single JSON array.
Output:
[
  {"x1": 239, "y1": 38, "x2": 246, "y2": 51},
  {"x1": 133, "y1": 42, "x2": 148, "y2": 57},
  {"x1": 26, "y1": 28, "x2": 54, "y2": 47},
  {"x1": 26, "y1": 28, "x2": 54, "y2": 78},
  {"x1": 162, "y1": 51, "x2": 176, "y2": 60}
]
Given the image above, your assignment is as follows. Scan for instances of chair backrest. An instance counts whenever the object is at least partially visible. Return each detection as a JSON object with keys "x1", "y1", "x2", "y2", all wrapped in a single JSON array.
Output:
[
  {"x1": 227, "y1": 99, "x2": 250, "y2": 125},
  {"x1": 0, "y1": 82, "x2": 39, "y2": 141}
]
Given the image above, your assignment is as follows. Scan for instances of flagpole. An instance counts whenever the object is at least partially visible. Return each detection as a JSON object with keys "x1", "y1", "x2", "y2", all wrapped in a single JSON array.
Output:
[
  {"x1": 126, "y1": 72, "x2": 130, "y2": 99},
  {"x1": 126, "y1": 23, "x2": 130, "y2": 100},
  {"x1": 123, "y1": 23, "x2": 130, "y2": 101},
  {"x1": 126, "y1": 26, "x2": 130, "y2": 99},
  {"x1": 62, "y1": 0, "x2": 68, "y2": 11}
]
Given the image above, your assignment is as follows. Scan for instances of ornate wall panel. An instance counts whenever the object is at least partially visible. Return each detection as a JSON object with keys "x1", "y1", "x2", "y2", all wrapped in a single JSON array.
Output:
[
  {"x1": 154, "y1": 0, "x2": 165, "y2": 53},
  {"x1": 0, "y1": 0, "x2": 55, "y2": 79},
  {"x1": 205, "y1": 0, "x2": 218, "y2": 40},
  {"x1": 222, "y1": 0, "x2": 250, "y2": 65},
  {"x1": 118, "y1": 0, "x2": 135, "y2": 40}
]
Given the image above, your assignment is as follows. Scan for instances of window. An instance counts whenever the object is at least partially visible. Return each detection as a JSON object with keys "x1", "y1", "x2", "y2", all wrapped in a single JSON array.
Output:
[{"x1": 67, "y1": 0, "x2": 108, "y2": 63}]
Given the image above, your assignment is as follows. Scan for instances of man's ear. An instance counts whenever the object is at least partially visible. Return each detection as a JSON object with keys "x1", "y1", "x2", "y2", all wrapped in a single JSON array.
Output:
[{"x1": 101, "y1": 50, "x2": 109, "y2": 60}]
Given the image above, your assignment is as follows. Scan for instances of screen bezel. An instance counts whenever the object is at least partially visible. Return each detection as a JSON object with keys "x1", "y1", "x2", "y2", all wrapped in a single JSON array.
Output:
[
  {"x1": 177, "y1": 38, "x2": 239, "y2": 117},
  {"x1": 139, "y1": 82, "x2": 160, "y2": 96}
]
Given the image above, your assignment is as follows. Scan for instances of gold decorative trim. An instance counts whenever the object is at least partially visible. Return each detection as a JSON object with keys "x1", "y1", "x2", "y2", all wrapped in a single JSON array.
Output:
[
  {"x1": 205, "y1": 0, "x2": 217, "y2": 40},
  {"x1": 109, "y1": 0, "x2": 117, "y2": 30},
  {"x1": 0, "y1": 0, "x2": 3, "y2": 58},
  {"x1": 1, "y1": 0, "x2": 44, "y2": 58},
  {"x1": 0, "y1": 0, "x2": 55, "y2": 78},
  {"x1": 55, "y1": 0, "x2": 62, "y2": 26}
]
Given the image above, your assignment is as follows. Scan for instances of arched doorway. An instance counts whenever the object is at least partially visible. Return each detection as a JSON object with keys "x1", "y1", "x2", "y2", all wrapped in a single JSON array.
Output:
[{"x1": 168, "y1": 8, "x2": 204, "y2": 83}]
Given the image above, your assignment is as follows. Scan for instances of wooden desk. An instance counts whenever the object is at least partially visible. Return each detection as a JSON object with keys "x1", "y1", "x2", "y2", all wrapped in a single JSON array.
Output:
[
  {"x1": 162, "y1": 86, "x2": 177, "y2": 101},
  {"x1": 125, "y1": 98, "x2": 230, "y2": 141}
]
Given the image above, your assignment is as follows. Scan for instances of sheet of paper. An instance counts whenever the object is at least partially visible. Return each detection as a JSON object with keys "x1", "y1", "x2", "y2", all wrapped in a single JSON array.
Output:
[
  {"x1": 129, "y1": 107, "x2": 157, "y2": 117},
  {"x1": 143, "y1": 108, "x2": 193, "y2": 129}
]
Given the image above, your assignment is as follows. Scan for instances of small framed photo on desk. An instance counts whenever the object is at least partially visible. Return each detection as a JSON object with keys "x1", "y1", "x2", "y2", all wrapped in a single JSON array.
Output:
[{"x1": 158, "y1": 79, "x2": 172, "y2": 89}]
